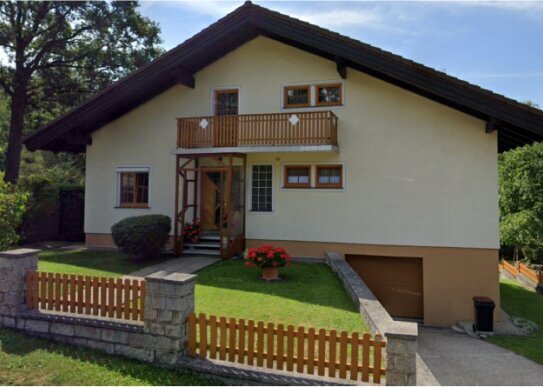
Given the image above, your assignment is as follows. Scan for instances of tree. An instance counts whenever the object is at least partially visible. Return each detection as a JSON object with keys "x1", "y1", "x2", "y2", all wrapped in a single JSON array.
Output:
[
  {"x1": 0, "y1": 1, "x2": 162, "y2": 183},
  {"x1": 499, "y1": 142, "x2": 543, "y2": 262}
]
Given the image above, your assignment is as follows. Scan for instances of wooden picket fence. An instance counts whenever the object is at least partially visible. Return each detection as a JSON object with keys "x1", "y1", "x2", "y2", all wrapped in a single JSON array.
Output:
[
  {"x1": 501, "y1": 260, "x2": 518, "y2": 277},
  {"x1": 499, "y1": 260, "x2": 543, "y2": 286},
  {"x1": 25, "y1": 271, "x2": 146, "y2": 322},
  {"x1": 187, "y1": 313, "x2": 386, "y2": 383}
]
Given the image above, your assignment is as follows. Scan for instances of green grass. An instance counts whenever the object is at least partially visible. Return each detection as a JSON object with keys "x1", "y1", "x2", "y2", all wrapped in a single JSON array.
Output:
[
  {"x1": 38, "y1": 249, "x2": 171, "y2": 278},
  {"x1": 37, "y1": 250, "x2": 368, "y2": 332},
  {"x1": 487, "y1": 279, "x2": 543, "y2": 364},
  {"x1": 0, "y1": 329, "x2": 213, "y2": 385},
  {"x1": 195, "y1": 260, "x2": 368, "y2": 333}
]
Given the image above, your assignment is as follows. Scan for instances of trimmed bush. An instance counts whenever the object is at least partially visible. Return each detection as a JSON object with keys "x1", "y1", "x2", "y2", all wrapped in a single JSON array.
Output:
[
  {"x1": 111, "y1": 215, "x2": 171, "y2": 259},
  {"x1": 0, "y1": 173, "x2": 28, "y2": 250}
]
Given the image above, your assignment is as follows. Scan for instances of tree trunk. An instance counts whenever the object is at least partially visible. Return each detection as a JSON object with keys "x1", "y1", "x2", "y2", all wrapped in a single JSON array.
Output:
[{"x1": 4, "y1": 81, "x2": 28, "y2": 184}]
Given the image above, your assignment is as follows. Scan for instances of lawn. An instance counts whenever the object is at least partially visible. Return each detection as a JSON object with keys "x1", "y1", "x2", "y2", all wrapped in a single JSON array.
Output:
[
  {"x1": 0, "y1": 329, "x2": 212, "y2": 385},
  {"x1": 38, "y1": 248, "x2": 172, "y2": 278},
  {"x1": 195, "y1": 260, "x2": 369, "y2": 333},
  {"x1": 37, "y1": 249, "x2": 368, "y2": 333},
  {"x1": 488, "y1": 279, "x2": 543, "y2": 364}
]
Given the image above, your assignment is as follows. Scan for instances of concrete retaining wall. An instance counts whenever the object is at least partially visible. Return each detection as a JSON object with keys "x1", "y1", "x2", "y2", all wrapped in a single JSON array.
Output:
[{"x1": 326, "y1": 251, "x2": 418, "y2": 386}]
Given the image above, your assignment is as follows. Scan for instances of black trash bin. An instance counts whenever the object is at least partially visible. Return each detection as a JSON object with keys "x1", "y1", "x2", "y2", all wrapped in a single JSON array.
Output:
[{"x1": 473, "y1": 296, "x2": 495, "y2": 332}]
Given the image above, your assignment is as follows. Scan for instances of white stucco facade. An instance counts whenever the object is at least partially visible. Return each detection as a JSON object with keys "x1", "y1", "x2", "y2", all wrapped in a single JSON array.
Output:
[{"x1": 85, "y1": 36, "x2": 499, "y2": 249}]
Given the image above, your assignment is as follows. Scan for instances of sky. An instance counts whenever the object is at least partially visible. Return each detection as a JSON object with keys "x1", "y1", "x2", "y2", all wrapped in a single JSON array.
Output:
[{"x1": 138, "y1": 0, "x2": 543, "y2": 108}]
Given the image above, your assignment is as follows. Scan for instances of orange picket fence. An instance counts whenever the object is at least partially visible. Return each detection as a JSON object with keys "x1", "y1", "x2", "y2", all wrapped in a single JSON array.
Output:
[
  {"x1": 187, "y1": 312, "x2": 386, "y2": 383},
  {"x1": 499, "y1": 260, "x2": 542, "y2": 286},
  {"x1": 519, "y1": 263, "x2": 540, "y2": 284},
  {"x1": 25, "y1": 271, "x2": 146, "y2": 322}
]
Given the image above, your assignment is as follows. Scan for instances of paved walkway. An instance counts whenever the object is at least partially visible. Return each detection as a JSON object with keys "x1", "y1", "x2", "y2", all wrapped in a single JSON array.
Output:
[
  {"x1": 124, "y1": 256, "x2": 220, "y2": 279},
  {"x1": 417, "y1": 326, "x2": 543, "y2": 385}
]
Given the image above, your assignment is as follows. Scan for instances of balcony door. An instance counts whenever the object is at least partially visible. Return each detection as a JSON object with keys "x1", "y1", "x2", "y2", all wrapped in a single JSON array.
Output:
[{"x1": 214, "y1": 89, "x2": 239, "y2": 147}]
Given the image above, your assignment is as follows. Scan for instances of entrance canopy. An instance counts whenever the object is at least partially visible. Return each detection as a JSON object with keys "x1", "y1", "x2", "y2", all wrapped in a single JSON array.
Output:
[{"x1": 175, "y1": 154, "x2": 246, "y2": 258}]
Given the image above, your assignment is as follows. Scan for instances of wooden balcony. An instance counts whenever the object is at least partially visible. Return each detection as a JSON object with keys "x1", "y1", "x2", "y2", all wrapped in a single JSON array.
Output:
[{"x1": 177, "y1": 111, "x2": 338, "y2": 150}]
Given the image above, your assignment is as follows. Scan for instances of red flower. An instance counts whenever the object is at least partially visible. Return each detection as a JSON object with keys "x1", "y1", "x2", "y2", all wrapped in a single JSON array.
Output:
[
  {"x1": 245, "y1": 261, "x2": 251, "y2": 267},
  {"x1": 257, "y1": 257, "x2": 262, "y2": 262},
  {"x1": 266, "y1": 251, "x2": 274, "y2": 259}
]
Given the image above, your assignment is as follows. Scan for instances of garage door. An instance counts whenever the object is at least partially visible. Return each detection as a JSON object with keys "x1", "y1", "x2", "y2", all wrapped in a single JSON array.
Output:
[{"x1": 345, "y1": 255, "x2": 423, "y2": 319}]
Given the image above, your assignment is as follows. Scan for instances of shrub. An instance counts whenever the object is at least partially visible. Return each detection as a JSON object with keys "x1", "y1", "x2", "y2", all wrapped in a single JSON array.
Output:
[
  {"x1": 111, "y1": 214, "x2": 171, "y2": 259},
  {"x1": 0, "y1": 173, "x2": 28, "y2": 250}
]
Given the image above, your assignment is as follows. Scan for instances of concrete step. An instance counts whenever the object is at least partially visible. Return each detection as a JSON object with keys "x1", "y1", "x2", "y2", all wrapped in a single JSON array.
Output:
[
  {"x1": 184, "y1": 242, "x2": 220, "y2": 249},
  {"x1": 200, "y1": 234, "x2": 220, "y2": 241},
  {"x1": 183, "y1": 248, "x2": 221, "y2": 256}
]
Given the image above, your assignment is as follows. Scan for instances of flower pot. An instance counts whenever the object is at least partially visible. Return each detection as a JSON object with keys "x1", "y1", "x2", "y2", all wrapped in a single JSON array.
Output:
[{"x1": 262, "y1": 266, "x2": 280, "y2": 281}]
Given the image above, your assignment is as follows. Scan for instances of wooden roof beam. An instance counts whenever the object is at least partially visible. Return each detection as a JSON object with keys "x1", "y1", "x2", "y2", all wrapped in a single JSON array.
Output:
[
  {"x1": 175, "y1": 67, "x2": 195, "y2": 88},
  {"x1": 486, "y1": 117, "x2": 500, "y2": 134},
  {"x1": 335, "y1": 57, "x2": 347, "y2": 79}
]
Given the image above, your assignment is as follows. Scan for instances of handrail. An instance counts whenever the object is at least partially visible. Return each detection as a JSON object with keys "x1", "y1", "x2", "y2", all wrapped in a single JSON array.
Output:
[{"x1": 177, "y1": 110, "x2": 338, "y2": 149}]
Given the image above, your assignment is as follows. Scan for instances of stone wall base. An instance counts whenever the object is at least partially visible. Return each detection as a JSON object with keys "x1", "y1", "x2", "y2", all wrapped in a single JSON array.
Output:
[
  {"x1": 1, "y1": 311, "x2": 182, "y2": 366},
  {"x1": 177, "y1": 357, "x2": 362, "y2": 386}
]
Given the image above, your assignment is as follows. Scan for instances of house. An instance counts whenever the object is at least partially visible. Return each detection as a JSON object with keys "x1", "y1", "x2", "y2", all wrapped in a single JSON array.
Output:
[{"x1": 24, "y1": 2, "x2": 543, "y2": 327}]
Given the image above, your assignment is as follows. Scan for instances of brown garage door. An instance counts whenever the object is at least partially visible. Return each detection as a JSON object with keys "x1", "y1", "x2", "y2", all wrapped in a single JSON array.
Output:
[{"x1": 346, "y1": 255, "x2": 423, "y2": 319}]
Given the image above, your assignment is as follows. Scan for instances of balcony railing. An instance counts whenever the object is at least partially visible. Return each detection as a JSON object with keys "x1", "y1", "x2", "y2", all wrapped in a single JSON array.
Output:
[{"x1": 177, "y1": 111, "x2": 338, "y2": 149}]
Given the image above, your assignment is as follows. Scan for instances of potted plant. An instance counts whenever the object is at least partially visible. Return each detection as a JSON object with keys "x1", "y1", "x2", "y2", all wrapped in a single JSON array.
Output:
[
  {"x1": 244, "y1": 245, "x2": 292, "y2": 281},
  {"x1": 182, "y1": 218, "x2": 202, "y2": 244}
]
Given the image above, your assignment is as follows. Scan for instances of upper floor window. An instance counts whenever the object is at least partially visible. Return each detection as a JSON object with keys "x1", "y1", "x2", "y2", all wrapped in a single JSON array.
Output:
[
  {"x1": 316, "y1": 84, "x2": 342, "y2": 106},
  {"x1": 284, "y1": 85, "x2": 311, "y2": 108},
  {"x1": 283, "y1": 82, "x2": 343, "y2": 109},
  {"x1": 214, "y1": 89, "x2": 239, "y2": 116},
  {"x1": 316, "y1": 165, "x2": 343, "y2": 188},
  {"x1": 284, "y1": 165, "x2": 311, "y2": 188},
  {"x1": 117, "y1": 168, "x2": 150, "y2": 208}
]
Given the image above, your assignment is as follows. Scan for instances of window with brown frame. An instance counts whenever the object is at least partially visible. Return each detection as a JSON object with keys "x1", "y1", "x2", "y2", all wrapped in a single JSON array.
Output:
[
  {"x1": 316, "y1": 165, "x2": 343, "y2": 188},
  {"x1": 284, "y1": 165, "x2": 311, "y2": 188},
  {"x1": 316, "y1": 84, "x2": 342, "y2": 106},
  {"x1": 119, "y1": 172, "x2": 149, "y2": 207},
  {"x1": 283, "y1": 85, "x2": 311, "y2": 108}
]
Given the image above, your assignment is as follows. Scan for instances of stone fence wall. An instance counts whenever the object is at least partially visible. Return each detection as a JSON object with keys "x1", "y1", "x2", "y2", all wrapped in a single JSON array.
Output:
[
  {"x1": 0, "y1": 248, "x2": 195, "y2": 367},
  {"x1": 326, "y1": 251, "x2": 418, "y2": 386}
]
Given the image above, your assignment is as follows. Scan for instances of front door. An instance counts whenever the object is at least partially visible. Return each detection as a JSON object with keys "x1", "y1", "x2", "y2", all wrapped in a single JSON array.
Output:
[
  {"x1": 200, "y1": 171, "x2": 222, "y2": 230},
  {"x1": 214, "y1": 89, "x2": 239, "y2": 147}
]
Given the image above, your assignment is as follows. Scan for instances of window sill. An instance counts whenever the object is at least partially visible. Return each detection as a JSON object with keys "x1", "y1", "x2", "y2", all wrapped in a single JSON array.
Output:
[
  {"x1": 114, "y1": 205, "x2": 150, "y2": 209},
  {"x1": 281, "y1": 187, "x2": 344, "y2": 192}
]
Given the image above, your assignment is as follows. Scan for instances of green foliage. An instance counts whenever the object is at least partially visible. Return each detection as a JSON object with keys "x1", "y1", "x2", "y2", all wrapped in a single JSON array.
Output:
[
  {"x1": 499, "y1": 142, "x2": 543, "y2": 262},
  {"x1": 16, "y1": 174, "x2": 84, "y2": 242},
  {"x1": 20, "y1": 149, "x2": 85, "y2": 186},
  {"x1": 0, "y1": 92, "x2": 8, "y2": 171},
  {"x1": 0, "y1": 173, "x2": 28, "y2": 250},
  {"x1": 111, "y1": 215, "x2": 171, "y2": 259},
  {"x1": 0, "y1": 1, "x2": 164, "y2": 181}
]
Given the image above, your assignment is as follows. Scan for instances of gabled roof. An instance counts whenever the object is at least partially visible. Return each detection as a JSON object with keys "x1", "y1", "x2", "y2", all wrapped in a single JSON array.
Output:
[{"x1": 24, "y1": 1, "x2": 543, "y2": 153}]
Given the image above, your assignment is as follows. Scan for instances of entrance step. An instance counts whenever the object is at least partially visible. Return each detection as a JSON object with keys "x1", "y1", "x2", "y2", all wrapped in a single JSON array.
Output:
[
  {"x1": 183, "y1": 248, "x2": 221, "y2": 257},
  {"x1": 200, "y1": 233, "x2": 220, "y2": 241},
  {"x1": 200, "y1": 231, "x2": 221, "y2": 241},
  {"x1": 184, "y1": 242, "x2": 220, "y2": 249}
]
